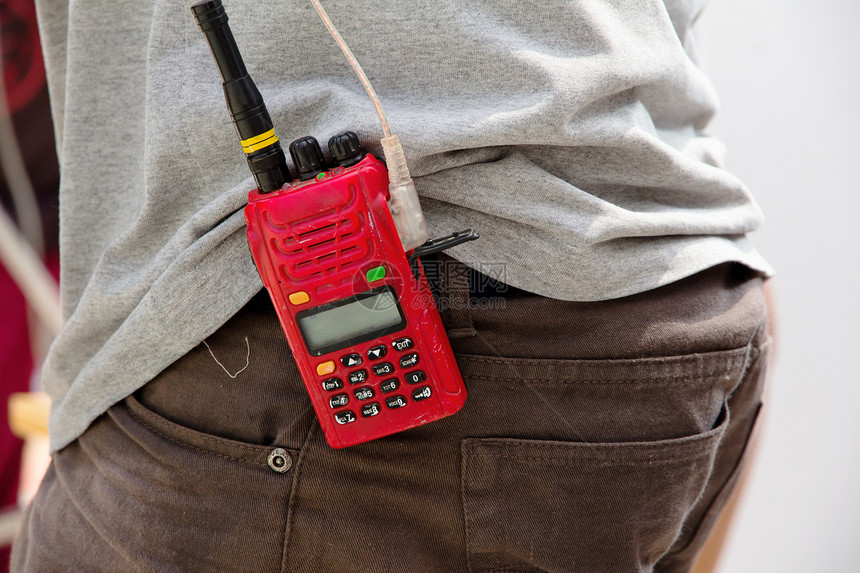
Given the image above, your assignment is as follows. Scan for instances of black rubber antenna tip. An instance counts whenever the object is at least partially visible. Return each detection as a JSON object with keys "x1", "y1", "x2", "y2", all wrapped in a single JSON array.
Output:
[{"x1": 191, "y1": 1, "x2": 228, "y2": 30}]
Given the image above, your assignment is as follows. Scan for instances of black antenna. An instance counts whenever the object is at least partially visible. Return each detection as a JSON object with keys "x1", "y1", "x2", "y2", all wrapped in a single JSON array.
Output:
[{"x1": 192, "y1": 0, "x2": 291, "y2": 192}]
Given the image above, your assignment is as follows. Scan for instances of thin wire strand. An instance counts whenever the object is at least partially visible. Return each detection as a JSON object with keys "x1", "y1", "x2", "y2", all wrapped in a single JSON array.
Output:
[
  {"x1": 0, "y1": 24, "x2": 60, "y2": 347},
  {"x1": 202, "y1": 337, "x2": 250, "y2": 379},
  {"x1": 0, "y1": 24, "x2": 45, "y2": 258},
  {"x1": 308, "y1": 0, "x2": 391, "y2": 138},
  {"x1": 0, "y1": 208, "x2": 62, "y2": 337}
]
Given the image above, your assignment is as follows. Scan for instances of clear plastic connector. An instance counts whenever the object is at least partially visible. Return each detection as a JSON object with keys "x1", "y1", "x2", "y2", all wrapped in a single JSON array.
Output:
[{"x1": 381, "y1": 135, "x2": 428, "y2": 251}]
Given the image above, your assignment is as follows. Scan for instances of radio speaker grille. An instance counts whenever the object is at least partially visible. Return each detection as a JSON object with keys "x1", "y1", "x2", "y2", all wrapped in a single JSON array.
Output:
[{"x1": 262, "y1": 185, "x2": 374, "y2": 289}]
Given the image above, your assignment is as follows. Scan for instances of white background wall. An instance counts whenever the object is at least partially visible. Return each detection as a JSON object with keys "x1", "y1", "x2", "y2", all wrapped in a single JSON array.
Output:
[{"x1": 696, "y1": 1, "x2": 860, "y2": 571}]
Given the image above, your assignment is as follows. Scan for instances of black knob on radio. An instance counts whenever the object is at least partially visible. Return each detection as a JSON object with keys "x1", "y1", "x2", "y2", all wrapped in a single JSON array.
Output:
[
  {"x1": 328, "y1": 131, "x2": 364, "y2": 167},
  {"x1": 289, "y1": 136, "x2": 327, "y2": 180}
]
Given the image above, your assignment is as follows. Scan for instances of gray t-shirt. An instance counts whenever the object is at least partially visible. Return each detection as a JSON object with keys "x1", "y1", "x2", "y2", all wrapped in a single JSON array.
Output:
[{"x1": 36, "y1": 0, "x2": 772, "y2": 451}]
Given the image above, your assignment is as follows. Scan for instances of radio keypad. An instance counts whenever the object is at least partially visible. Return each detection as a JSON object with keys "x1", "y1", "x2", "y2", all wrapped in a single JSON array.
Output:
[{"x1": 324, "y1": 337, "x2": 432, "y2": 426}]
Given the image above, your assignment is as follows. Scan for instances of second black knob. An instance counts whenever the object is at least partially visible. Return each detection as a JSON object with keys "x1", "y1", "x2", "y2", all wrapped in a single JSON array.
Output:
[{"x1": 328, "y1": 131, "x2": 364, "y2": 167}]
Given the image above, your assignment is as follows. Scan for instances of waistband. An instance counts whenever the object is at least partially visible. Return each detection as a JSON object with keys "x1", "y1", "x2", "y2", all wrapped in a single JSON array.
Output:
[{"x1": 133, "y1": 260, "x2": 767, "y2": 449}]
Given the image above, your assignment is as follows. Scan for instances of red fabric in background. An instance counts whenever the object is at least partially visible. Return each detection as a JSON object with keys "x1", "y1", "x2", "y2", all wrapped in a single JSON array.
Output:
[
  {"x1": 0, "y1": 269, "x2": 32, "y2": 570},
  {"x1": 1, "y1": 0, "x2": 45, "y2": 114},
  {"x1": 0, "y1": 254, "x2": 57, "y2": 571},
  {"x1": 2, "y1": 1, "x2": 60, "y2": 569}
]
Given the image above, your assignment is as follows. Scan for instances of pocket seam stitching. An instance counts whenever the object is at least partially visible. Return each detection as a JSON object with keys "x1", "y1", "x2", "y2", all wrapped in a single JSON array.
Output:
[
  {"x1": 456, "y1": 348, "x2": 748, "y2": 367},
  {"x1": 465, "y1": 453, "x2": 716, "y2": 465},
  {"x1": 125, "y1": 404, "x2": 276, "y2": 466},
  {"x1": 464, "y1": 374, "x2": 736, "y2": 385},
  {"x1": 126, "y1": 396, "x2": 280, "y2": 453},
  {"x1": 280, "y1": 422, "x2": 318, "y2": 573},
  {"x1": 461, "y1": 440, "x2": 477, "y2": 573}
]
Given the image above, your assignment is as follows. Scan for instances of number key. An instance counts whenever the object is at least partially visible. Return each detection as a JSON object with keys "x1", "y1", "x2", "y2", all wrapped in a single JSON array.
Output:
[
  {"x1": 348, "y1": 369, "x2": 368, "y2": 385},
  {"x1": 385, "y1": 395, "x2": 408, "y2": 409},
  {"x1": 372, "y1": 362, "x2": 395, "y2": 376},
  {"x1": 322, "y1": 377, "x2": 343, "y2": 392},
  {"x1": 353, "y1": 387, "x2": 375, "y2": 401},
  {"x1": 404, "y1": 370, "x2": 426, "y2": 385},
  {"x1": 361, "y1": 403, "x2": 381, "y2": 418},
  {"x1": 380, "y1": 378, "x2": 399, "y2": 393}
]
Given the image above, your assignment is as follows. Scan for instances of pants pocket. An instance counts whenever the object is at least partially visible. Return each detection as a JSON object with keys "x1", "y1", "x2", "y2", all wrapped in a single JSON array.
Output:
[
  {"x1": 14, "y1": 396, "x2": 301, "y2": 573},
  {"x1": 461, "y1": 403, "x2": 729, "y2": 573}
]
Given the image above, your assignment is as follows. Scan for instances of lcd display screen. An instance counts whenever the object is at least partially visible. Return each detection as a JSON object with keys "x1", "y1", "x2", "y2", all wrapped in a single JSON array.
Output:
[{"x1": 297, "y1": 286, "x2": 407, "y2": 355}]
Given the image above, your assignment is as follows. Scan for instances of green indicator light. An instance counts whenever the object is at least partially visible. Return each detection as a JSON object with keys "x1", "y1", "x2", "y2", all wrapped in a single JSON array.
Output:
[
  {"x1": 316, "y1": 172, "x2": 327, "y2": 181},
  {"x1": 366, "y1": 266, "x2": 386, "y2": 283}
]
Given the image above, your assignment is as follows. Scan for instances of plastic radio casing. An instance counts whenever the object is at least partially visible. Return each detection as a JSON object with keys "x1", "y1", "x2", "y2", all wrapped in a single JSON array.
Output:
[{"x1": 244, "y1": 154, "x2": 466, "y2": 448}]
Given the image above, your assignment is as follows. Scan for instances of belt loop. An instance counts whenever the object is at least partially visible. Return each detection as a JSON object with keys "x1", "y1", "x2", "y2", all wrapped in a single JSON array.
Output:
[{"x1": 435, "y1": 254, "x2": 476, "y2": 340}]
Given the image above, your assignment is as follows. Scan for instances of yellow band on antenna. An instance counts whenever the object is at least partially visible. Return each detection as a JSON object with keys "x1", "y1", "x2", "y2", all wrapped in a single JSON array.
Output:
[{"x1": 240, "y1": 129, "x2": 279, "y2": 153}]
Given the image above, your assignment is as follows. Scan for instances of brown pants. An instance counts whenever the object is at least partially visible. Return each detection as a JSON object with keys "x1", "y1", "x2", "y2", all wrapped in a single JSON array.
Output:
[{"x1": 13, "y1": 262, "x2": 770, "y2": 572}]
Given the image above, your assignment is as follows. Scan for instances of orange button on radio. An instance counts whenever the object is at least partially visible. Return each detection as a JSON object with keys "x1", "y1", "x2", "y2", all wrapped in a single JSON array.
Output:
[
  {"x1": 316, "y1": 361, "x2": 336, "y2": 376},
  {"x1": 289, "y1": 291, "x2": 310, "y2": 305}
]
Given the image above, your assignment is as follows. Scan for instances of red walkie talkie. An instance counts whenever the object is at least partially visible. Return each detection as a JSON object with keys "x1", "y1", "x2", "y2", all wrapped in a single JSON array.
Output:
[{"x1": 192, "y1": 1, "x2": 471, "y2": 448}]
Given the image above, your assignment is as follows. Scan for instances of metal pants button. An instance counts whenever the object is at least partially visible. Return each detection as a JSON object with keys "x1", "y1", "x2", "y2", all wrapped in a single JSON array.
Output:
[{"x1": 267, "y1": 448, "x2": 292, "y2": 473}]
